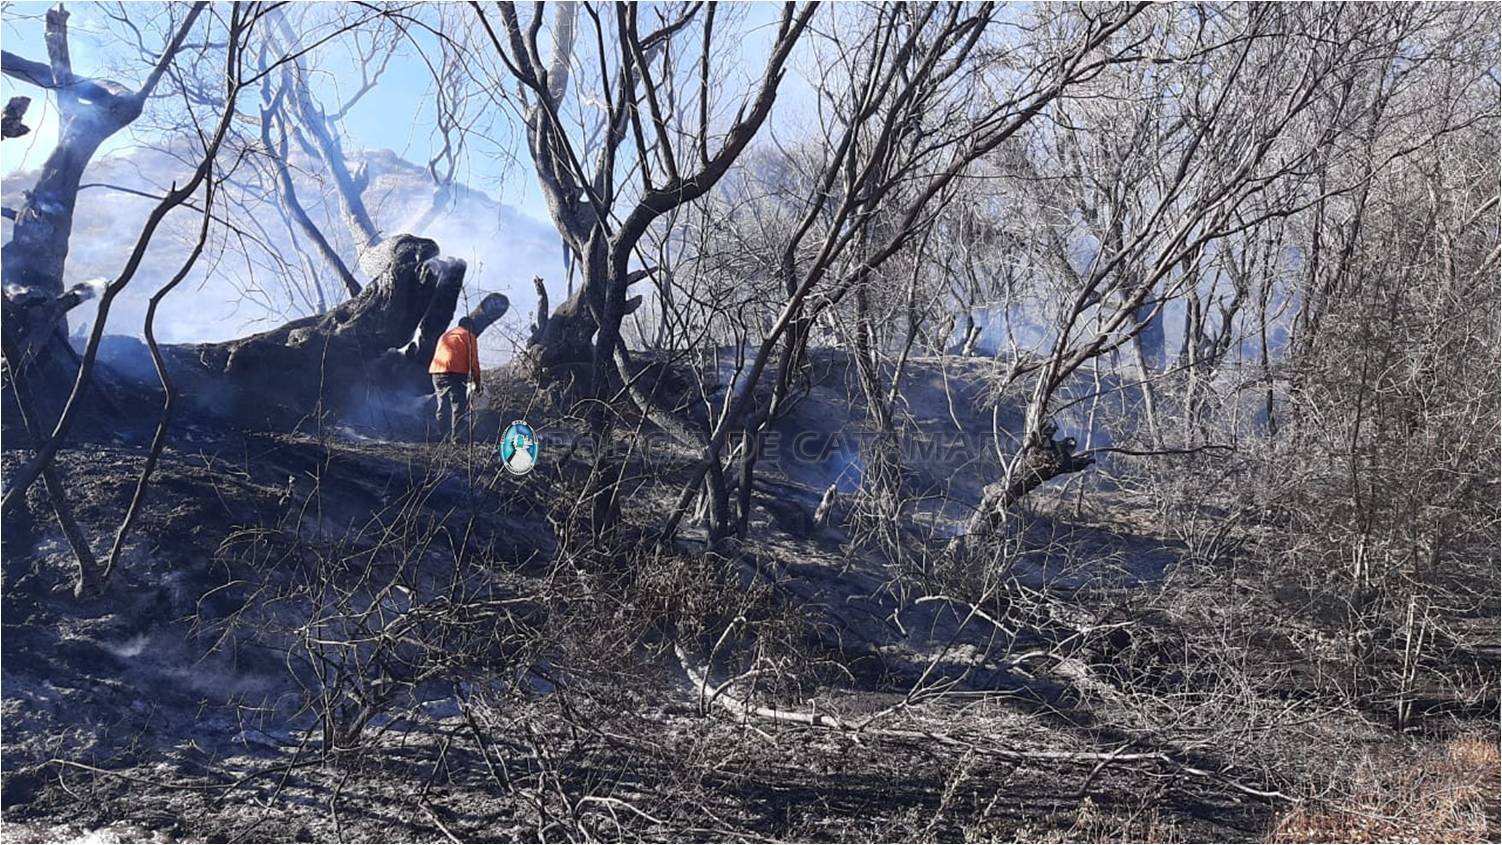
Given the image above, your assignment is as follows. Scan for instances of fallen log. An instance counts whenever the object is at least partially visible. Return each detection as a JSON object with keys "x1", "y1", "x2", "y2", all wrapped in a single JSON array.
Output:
[{"x1": 162, "y1": 234, "x2": 506, "y2": 432}]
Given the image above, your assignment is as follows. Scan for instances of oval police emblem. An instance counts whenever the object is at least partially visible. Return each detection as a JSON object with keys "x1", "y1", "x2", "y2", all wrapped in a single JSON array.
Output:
[{"x1": 500, "y1": 420, "x2": 539, "y2": 475}]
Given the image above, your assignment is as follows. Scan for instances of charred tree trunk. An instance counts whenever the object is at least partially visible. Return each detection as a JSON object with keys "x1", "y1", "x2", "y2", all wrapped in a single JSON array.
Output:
[
  {"x1": 702, "y1": 455, "x2": 733, "y2": 545},
  {"x1": 730, "y1": 312, "x2": 812, "y2": 538},
  {"x1": 162, "y1": 235, "x2": 503, "y2": 432},
  {"x1": 525, "y1": 256, "x2": 652, "y2": 382},
  {"x1": 526, "y1": 285, "x2": 600, "y2": 382},
  {"x1": 958, "y1": 421, "x2": 1094, "y2": 550},
  {"x1": 3, "y1": 103, "x2": 107, "y2": 297},
  {"x1": 1, "y1": 3, "x2": 206, "y2": 428},
  {"x1": 2, "y1": 108, "x2": 111, "y2": 425},
  {"x1": 0, "y1": 281, "x2": 100, "y2": 430},
  {"x1": 464, "y1": 290, "x2": 511, "y2": 338},
  {"x1": 2, "y1": 96, "x2": 29, "y2": 139},
  {"x1": 960, "y1": 320, "x2": 983, "y2": 357}
]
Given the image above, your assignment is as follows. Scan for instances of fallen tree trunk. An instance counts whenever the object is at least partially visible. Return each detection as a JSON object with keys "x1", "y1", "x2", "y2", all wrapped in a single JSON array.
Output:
[{"x1": 162, "y1": 234, "x2": 506, "y2": 432}]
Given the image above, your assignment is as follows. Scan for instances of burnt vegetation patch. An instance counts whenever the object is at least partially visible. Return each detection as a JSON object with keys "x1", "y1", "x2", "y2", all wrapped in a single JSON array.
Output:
[{"x1": 2, "y1": 2, "x2": 1498, "y2": 842}]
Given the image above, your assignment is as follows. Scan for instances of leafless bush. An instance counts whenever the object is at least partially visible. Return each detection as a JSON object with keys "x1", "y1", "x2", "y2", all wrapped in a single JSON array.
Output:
[{"x1": 201, "y1": 445, "x2": 546, "y2": 754}]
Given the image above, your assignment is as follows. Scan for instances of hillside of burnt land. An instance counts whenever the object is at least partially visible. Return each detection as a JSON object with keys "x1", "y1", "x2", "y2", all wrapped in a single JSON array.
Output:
[{"x1": 1, "y1": 350, "x2": 1497, "y2": 842}]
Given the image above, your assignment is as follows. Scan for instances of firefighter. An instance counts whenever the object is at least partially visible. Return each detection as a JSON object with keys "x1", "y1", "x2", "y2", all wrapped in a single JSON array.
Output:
[{"x1": 429, "y1": 316, "x2": 482, "y2": 441}]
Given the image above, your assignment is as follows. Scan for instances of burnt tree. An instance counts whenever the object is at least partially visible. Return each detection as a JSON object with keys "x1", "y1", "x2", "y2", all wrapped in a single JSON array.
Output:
[
  {"x1": 473, "y1": 3, "x2": 814, "y2": 387},
  {"x1": 163, "y1": 235, "x2": 506, "y2": 431},
  {"x1": 1, "y1": 4, "x2": 205, "y2": 296},
  {"x1": 472, "y1": 1, "x2": 815, "y2": 540},
  {"x1": 960, "y1": 421, "x2": 1095, "y2": 547},
  {"x1": 1, "y1": 3, "x2": 206, "y2": 426}
]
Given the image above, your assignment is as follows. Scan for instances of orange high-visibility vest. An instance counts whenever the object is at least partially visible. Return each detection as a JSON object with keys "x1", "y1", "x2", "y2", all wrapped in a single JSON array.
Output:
[{"x1": 429, "y1": 327, "x2": 481, "y2": 378}]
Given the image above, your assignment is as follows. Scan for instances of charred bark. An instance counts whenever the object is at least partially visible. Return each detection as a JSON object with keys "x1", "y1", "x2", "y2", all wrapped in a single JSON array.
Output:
[
  {"x1": 1, "y1": 3, "x2": 206, "y2": 430},
  {"x1": 525, "y1": 287, "x2": 598, "y2": 379},
  {"x1": 163, "y1": 235, "x2": 500, "y2": 431},
  {"x1": 524, "y1": 268, "x2": 648, "y2": 381},
  {"x1": 464, "y1": 291, "x2": 511, "y2": 338},
  {"x1": 1, "y1": 281, "x2": 102, "y2": 436},
  {"x1": 960, "y1": 421, "x2": 1095, "y2": 547},
  {"x1": 2, "y1": 96, "x2": 29, "y2": 139}
]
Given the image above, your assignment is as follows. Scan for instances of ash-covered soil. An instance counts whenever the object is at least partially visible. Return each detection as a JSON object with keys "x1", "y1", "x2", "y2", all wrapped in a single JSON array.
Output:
[{"x1": 2, "y1": 354, "x2": 1495, "y2": 843}]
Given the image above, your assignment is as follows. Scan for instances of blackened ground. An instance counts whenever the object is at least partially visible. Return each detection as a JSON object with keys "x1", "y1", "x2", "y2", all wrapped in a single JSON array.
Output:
[{"x1": 1, "y1": 354, "x2": 1496, "y2": 842}]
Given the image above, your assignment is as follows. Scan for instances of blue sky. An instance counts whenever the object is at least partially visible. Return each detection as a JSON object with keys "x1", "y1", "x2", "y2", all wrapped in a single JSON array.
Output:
[
  {"x1": 2, "y1": 1, "x2": 808, "y2": 225},
  {"x1": 1, "y1": 1, "x2": 817, "y2": 345},
  {"x1": 2, "y1": 1, "x2": 548, "y2": 215}
]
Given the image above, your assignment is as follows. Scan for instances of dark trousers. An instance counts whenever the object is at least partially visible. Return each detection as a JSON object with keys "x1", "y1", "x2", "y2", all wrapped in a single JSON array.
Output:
[{"x1": 432, "y1": 373, "x2": 470, "y2": 441}]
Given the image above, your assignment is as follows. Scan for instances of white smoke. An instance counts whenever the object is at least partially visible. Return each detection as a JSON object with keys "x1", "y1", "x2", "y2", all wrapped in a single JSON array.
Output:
[{"x1": 7, "y1": 145, "x2": 563, "y2": 346}]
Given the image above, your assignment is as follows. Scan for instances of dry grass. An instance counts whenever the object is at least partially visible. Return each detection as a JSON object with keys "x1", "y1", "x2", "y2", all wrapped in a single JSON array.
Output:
[
  {"x1": 1272, "y1": 734, "x2": 1500, "y2": 843},
  {"x1": 1062, "y1": 797, "x2": 1188, "y2": 843}
]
